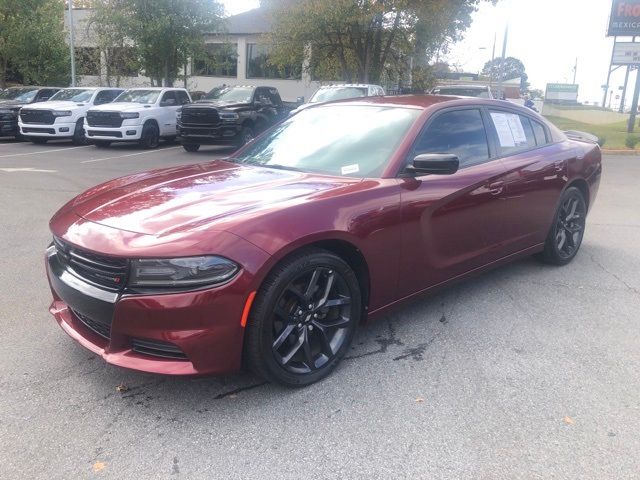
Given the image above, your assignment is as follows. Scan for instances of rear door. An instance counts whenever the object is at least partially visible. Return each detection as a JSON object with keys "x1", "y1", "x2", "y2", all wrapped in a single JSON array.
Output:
[
  {"x1": 158, "y1": 90, "x2": 180, "y2": 135},
  {"x1": 397, "y1": 107, "x2": 511, "y2": 296},
  {"x1": 486, "y1": 108, "x2": 570, "y2": 253}
]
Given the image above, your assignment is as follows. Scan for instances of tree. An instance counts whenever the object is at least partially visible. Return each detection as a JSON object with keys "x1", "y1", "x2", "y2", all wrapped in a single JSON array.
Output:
[
  {"x1": 263, "y1": 0, "x2": 495, "y2": 86},
  {"x1": 481, "y1": 56, "x2": 529, "y2": 90},
  {"x1": 86, "y1": 0, "x2": 224, "y2": 87},
  {"x1": 0, "y1": 0, "x2": 69, "y2": 87}
]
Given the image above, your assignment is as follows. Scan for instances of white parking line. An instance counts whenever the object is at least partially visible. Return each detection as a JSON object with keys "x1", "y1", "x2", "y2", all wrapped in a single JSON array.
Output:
[
  {"x1": 0, "y1": 145, "x2": 93, "y2": 159},
  {"x1": 0, "y1": 167, "x2": 57, "y2": 173},
  {"x1": 80, "y1": 146, "x2": 181, "y2": 164}
]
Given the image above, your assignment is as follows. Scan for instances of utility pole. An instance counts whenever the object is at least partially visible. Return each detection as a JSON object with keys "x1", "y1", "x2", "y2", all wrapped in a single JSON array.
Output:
[
  {"x1": 572, "y1": 57, "x2": 578, "y2": 84},
  {"x1": 603, "y1": 37, "x2": 616, "y2": 109},
  {"x1": 68, "y1": 0, "x2": 76, "y2": 87},
  {"x1": 627, "y1": 68, "x2": 640, "y2": 132},
  {"x1": 498, "y1": 24, "x2": 508, "y2": 99}
]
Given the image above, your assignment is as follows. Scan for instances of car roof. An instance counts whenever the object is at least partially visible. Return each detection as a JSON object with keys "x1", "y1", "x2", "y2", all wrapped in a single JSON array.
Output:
[
  {"x1": 318, "y1": 84, "x2": 381, "y2": 89},
  {"x1": 434, "y1": 84, "x2": 489, "y2": 90},
  {"x1": 124, "y1": 87, "x2": 187, "y2": 91},
  {"x1": 315, "y1": 95, "x2": 529, "y2": 111}
]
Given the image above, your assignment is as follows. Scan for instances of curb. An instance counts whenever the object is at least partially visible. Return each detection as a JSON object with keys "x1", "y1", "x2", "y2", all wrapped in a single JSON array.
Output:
[{"x1": 601, "y1": 149, "x2": 640, "y2": 155}]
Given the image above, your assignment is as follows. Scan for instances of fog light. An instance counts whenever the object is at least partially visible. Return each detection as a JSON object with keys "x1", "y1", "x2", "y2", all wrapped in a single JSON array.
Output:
[
  {"x1": 59, "y1": 127, "x2": 69, "y2": 133},
  {"x1": 126, "y1": 130, "x2": 137, "y2": 136}
]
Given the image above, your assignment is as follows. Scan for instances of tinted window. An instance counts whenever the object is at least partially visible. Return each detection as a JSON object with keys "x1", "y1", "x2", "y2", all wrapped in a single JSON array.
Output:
[
  {"x1": 414, "y1": 109, "x2": 489, "y2": 167},
  {"x1": 531, "y1": 119, "x2": 548, "y2": 146},
  {"x1": 35, "y1": 89, "x2": 58, "y2": 102},
  {"x1": 176, "y1": 91, "x2": 191, "y2": 105},
  {"x1": 160, "y1": 91, "x2": 177, "y2": 106}
]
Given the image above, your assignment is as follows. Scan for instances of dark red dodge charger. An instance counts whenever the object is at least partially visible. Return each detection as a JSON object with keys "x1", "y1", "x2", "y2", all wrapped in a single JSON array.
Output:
[{"x1": 46, "y1": 96, "x2": 601, "y2": 386}]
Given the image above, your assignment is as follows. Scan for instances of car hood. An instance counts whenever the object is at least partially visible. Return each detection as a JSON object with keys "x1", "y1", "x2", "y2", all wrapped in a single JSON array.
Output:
[
  {"x1": 189, "y1": 100, "x2": 251, "y2": 109},
  {"x1": 71, "y1": 160, "x2": 360, "y2": 236},
  {"x1": 22, "y1": 100, "x2": 86, "y2": 111},
  {"x1": 0, "y1": 100, "x2": 28, "y2": 109},
  {"x1": 89, "y1": 102, "x2": 148, "y2": 112}
]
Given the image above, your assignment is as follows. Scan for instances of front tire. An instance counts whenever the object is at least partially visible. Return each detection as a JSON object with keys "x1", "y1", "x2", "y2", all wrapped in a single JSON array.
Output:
[
  {"x1": 72, "y1": 118, "x2": 87, "y2": 145},
  {"x1": 139, "y1": 122, "x2": 160, "y2": 149},
  {"x1": 182, "y1": 143, "x2": 200, "y2": 152},
  {"x1": 245, "y1": 248, "x2": 361, "y2": 387},
  {"x1": 537, "y1": 186, "x2": 587, "y2": 265}
]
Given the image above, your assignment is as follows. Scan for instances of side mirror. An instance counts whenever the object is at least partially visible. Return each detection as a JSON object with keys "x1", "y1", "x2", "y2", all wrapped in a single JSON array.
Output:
[{"x1": 405, "y1": 153, "x2": 459, "y2": 176}]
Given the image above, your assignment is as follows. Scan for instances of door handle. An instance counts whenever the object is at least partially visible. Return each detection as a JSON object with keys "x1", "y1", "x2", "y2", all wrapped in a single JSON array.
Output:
[
  {"x1": 487, "y1": 181, "x2": 504, "y2": 195},
  {"x1": 554, "y1": 161, "x2": 564, "y2": 172}
]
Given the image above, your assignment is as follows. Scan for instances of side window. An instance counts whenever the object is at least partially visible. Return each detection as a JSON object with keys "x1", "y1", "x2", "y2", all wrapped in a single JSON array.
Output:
[
  {"x1": 414, "y1": 109, "x2": 489, "y2": 168},
  {"x1": 176, "y1": 91, "x2": 190, "y2": 105},
  {"x1": 36, "y1": 89, "x2": 56, "y2": 102},
  {"x1": 531, "y1": 119, "x2": 548, "y2": 146},
  {"x1": 94, "y1": 90, "x2": 121, "y2": 105},
  {"x1": 267, "y1": 88, "x2": 280, "y2": 105},
  {"x1": 489, "y1": 110, "x2": 537, "y2": 155},
  {"x1": 160, "y1": 91, "x2": 177, "y2": 106},
  {"x1": 255, "y1": 88, "x2": 271, "y2": 105}
]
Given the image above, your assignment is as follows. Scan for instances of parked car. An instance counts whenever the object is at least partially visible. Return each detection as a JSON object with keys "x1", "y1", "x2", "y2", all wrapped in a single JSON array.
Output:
[
  {"x1": 84, "y1": 87, "x2": 191, "y2": 148},
  {"x1": 18, "y1": 87, "x2": 123, "y2": 145},
  {"x1": 290, "y1": 83, "x2": 385, "y2": 115},
  {"x1": 46, "y1": 96, "x2": 601, "y2": 386},
  {"x1": 0, "y1": 86, "x2": 61, "y2": 139},
  {"x1": 431, "y1": 84, "x2": 494, "y2": 99},
  {"x1": 178, "y1": 85, "x2": 290, "y2": 152}
]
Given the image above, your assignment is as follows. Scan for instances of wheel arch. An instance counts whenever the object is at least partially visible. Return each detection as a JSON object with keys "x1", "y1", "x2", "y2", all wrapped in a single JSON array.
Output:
[
  {"x1": 566, "y1": 178, "x2": 590, "y2": 211},
  {"x1": 143, "y1": 117, "x2": 159, "y2": 129}
]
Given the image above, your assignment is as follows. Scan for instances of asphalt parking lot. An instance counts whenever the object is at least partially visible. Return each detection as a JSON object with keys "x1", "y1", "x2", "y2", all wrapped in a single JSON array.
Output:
[{"x1": 1, "y1": 139, "x2": 639, "y2": 479}]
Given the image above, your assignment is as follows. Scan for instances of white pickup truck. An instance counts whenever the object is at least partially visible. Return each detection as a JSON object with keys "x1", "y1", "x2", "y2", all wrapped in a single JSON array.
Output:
[
  {"x1": 84, "y1": 87, "x2": 191, "y2": 148},
  {"x1": 18, "y1": 87, "x2": 123, "y2": 145}
]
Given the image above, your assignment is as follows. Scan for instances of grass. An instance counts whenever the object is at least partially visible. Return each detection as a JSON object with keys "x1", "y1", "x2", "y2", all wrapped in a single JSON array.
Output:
[{"x1": 543, "y1": 115, "x2": 638, "y2": 149}]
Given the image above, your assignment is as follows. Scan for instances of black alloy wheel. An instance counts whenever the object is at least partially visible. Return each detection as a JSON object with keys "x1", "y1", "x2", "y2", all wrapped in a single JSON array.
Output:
[
  {"x1": 72, "y1": 118, "x2": 87, "y2": 145},
  {"x1": 538, "y1": 186, "x2": 587, "y2": 265},
  {"x1": 140, "y1": 122, "x2": 160, "y2": 149},
  {"x1": 245, "y1": 249, "x2": 361, "y2": 386}
]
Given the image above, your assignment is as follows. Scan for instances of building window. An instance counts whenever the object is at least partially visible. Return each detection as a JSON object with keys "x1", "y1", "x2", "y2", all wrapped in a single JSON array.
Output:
[
  {"x1": 192, "y1": 43, "x2": 237, "y2": 77},
  {"x1": 107, "y1": 47, "x2": 139, "y2": 77},
  {"x1": 76, "y1": 47, "x2": 100, "y2": 76},
  {"x1": 246, "y1": 43, "x2": 301, "y2": 80}
]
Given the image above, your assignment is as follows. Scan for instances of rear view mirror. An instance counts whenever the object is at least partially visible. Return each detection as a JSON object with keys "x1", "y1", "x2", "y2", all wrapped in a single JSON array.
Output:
[{"x1": 405, "y1": 153, "x2": 459, "y2": 176}]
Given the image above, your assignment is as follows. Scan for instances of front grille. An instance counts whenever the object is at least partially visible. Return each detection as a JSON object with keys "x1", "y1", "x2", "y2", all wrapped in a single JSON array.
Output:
[
  {"x1": 181, "y1": 128, "x2": 216, "y2": 136},
  {"x1": 54, "y1": 237, "x2": 128, "y2": 292},
  {"x1": 131, "y1": 338, "x2": 188, "y2": 360},
  {"x1": 22, "y1": 127, "x2": 55, "y2": 134},
  {"x1": 72, "y1": 309, "x2": 111, "y2": 339},
  {"x1": 87, "y1": 130, "x2": 122, "y2": 138},
  {"x1": 87, "y1": 111, "x2": 123, "y2": 128},
  {"x1": 181, "y1": 108, "x2": 220, "y2": 126},
  {"x1": 20, "y1": 109, "x2": 55, "y2": 125}
]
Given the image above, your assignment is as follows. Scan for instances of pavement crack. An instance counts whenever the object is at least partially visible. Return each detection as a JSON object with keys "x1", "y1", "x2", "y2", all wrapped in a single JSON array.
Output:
[
  {"x1": 588, "y1": 253, "x2": 640, "y2": 296},
  {"x1": 214, "y1": 382, "x2": 267, "y2": 399},
  {"x1": 393, "y1": 335, "x2": 439, "y2": 361},
  {"x1": 344, "y1": 320, "x2": 404, "y2": 360}
]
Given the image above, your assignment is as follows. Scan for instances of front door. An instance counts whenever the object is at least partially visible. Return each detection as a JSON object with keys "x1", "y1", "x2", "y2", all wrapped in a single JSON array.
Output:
[{"x1": 397, "y1": 107, "x2": 510, "y2": 297}]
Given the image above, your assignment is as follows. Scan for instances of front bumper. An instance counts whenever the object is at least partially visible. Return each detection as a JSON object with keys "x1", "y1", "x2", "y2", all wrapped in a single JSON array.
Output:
[
  {"x1": 0, "y1": 118, "x2": 18, "y2": 137},
  {"x1": 84, "y1": 124, "x2": 143, "y2": 141},
  {"x1": 46, "y1": 246, "x2": 249, "y2": 376},
  {"x1": 177, "y1": 122, "x2": 241, "y2": 145},
  {"x1": 19, "y1": 121, "x2": 76, "y2": 138}
]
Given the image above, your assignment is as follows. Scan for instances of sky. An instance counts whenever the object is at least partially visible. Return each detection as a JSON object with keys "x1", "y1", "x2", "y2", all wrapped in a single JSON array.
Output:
[{"x1": 221, "y1": 0, "x2": 624, "y2": 105}]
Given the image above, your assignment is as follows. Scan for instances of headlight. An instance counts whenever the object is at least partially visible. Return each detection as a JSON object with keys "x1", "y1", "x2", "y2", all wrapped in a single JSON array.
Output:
[
  {"x1": 120, "y1": 112, "x2": 140, "y2": 119},
  {"x1": 129, "y1": 256, "x2": 239, "y2": 288},
  {"x1": 219, "y1": 111, "x2": 239, "y2": 122},
  {"x1": 52, "y1": 110, "x2": 72, "y2": 117},
  {"x1": 176, "y1": 108, "x2": 182, "y2": 120}
]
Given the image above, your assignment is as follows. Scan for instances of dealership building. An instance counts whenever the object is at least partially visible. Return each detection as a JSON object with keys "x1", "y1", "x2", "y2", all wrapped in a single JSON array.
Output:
[{"x1": 65, "y1": 7, "x2": 328, "y2": 101}]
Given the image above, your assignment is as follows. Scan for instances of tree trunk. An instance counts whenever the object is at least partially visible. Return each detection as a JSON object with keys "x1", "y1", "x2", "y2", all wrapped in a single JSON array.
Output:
[{"x1": 0, "y1": 57, "x2": 7, "y2": 89}]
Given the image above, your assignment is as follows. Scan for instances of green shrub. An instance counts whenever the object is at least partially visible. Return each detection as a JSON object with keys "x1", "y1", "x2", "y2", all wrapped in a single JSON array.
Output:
[{"x1": 625, "y1": 135, "x2": 639, "y2": 149}]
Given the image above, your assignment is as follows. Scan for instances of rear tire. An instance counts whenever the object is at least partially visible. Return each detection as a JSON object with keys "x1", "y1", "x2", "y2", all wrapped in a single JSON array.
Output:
[
  {"x1": 139, "y1": 122, "x2": 160, "y2": 149},
  {"x1": 182, "y1": 143, "x2": 200, "y2": 152},
  {"x1": 93, "y1": 140, "x2": 111, "y2": 148},
  {"x1": 72, "y1": 118, "x2": 87, "y2": 145},
  {"x1": 536, "y1": 186, "x2": 587, "y2": 266},
  {"x1": 245, "y1": 248, "x2": 361, "y2": 387}
]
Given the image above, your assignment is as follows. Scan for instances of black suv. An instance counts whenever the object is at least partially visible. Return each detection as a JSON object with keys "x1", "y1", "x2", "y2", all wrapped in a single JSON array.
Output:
[
  {"x1": 0, "y1": 87, "x2": 61, "y2": 139},
  {"x1": 177, "y1": 85, "x2": 290, "y2": 152}
]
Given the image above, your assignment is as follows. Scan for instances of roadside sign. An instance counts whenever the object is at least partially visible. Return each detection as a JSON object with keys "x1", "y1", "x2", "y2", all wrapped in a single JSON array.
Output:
[
  {"x1": 545, "y1": 83, "x2": 579, "y2": 103},
  {"x1": 608, "y1": 0, "x2": 640, "y2": 36},
  {"x1": 612, "y1": 42, "x2": 640, "y2": 65}
]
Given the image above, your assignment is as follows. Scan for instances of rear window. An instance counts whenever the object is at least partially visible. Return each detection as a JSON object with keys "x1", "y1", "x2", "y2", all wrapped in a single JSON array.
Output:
[{"x1": 489, "y1": 111, "x2": 538, "y2": 155}]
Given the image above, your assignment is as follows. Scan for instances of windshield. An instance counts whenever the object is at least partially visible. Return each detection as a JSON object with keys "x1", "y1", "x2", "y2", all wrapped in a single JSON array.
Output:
[
  {"x1": 204, "y1": 86, "x2": 254, "y2": 103},
  {"x1": 310, "y1": 87, "x2": 368, "y2": 104},
  {"x1": 234, "y1": 105, "x2": 420, "y2": 178},
  {"x1": 114, "y1": 90, "x2": 161, "y2": 104},
  {"x1": 50, "y1": 89, "x2": 94, "y2": 102},
  {"x1": 434, "y1": 87, "x2": 490, "y2": 98},
  {"x1": 0, "y1": 88, "x2": 38, "y2": 102}
]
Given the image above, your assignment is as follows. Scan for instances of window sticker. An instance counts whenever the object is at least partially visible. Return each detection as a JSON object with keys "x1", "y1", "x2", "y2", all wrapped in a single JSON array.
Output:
[
  {"x1": 341, "y1": 164, "x2": 360, "y2": 175},
  {"x1": 490, "y1": 112, "x2": 528, "y2": 148}
]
